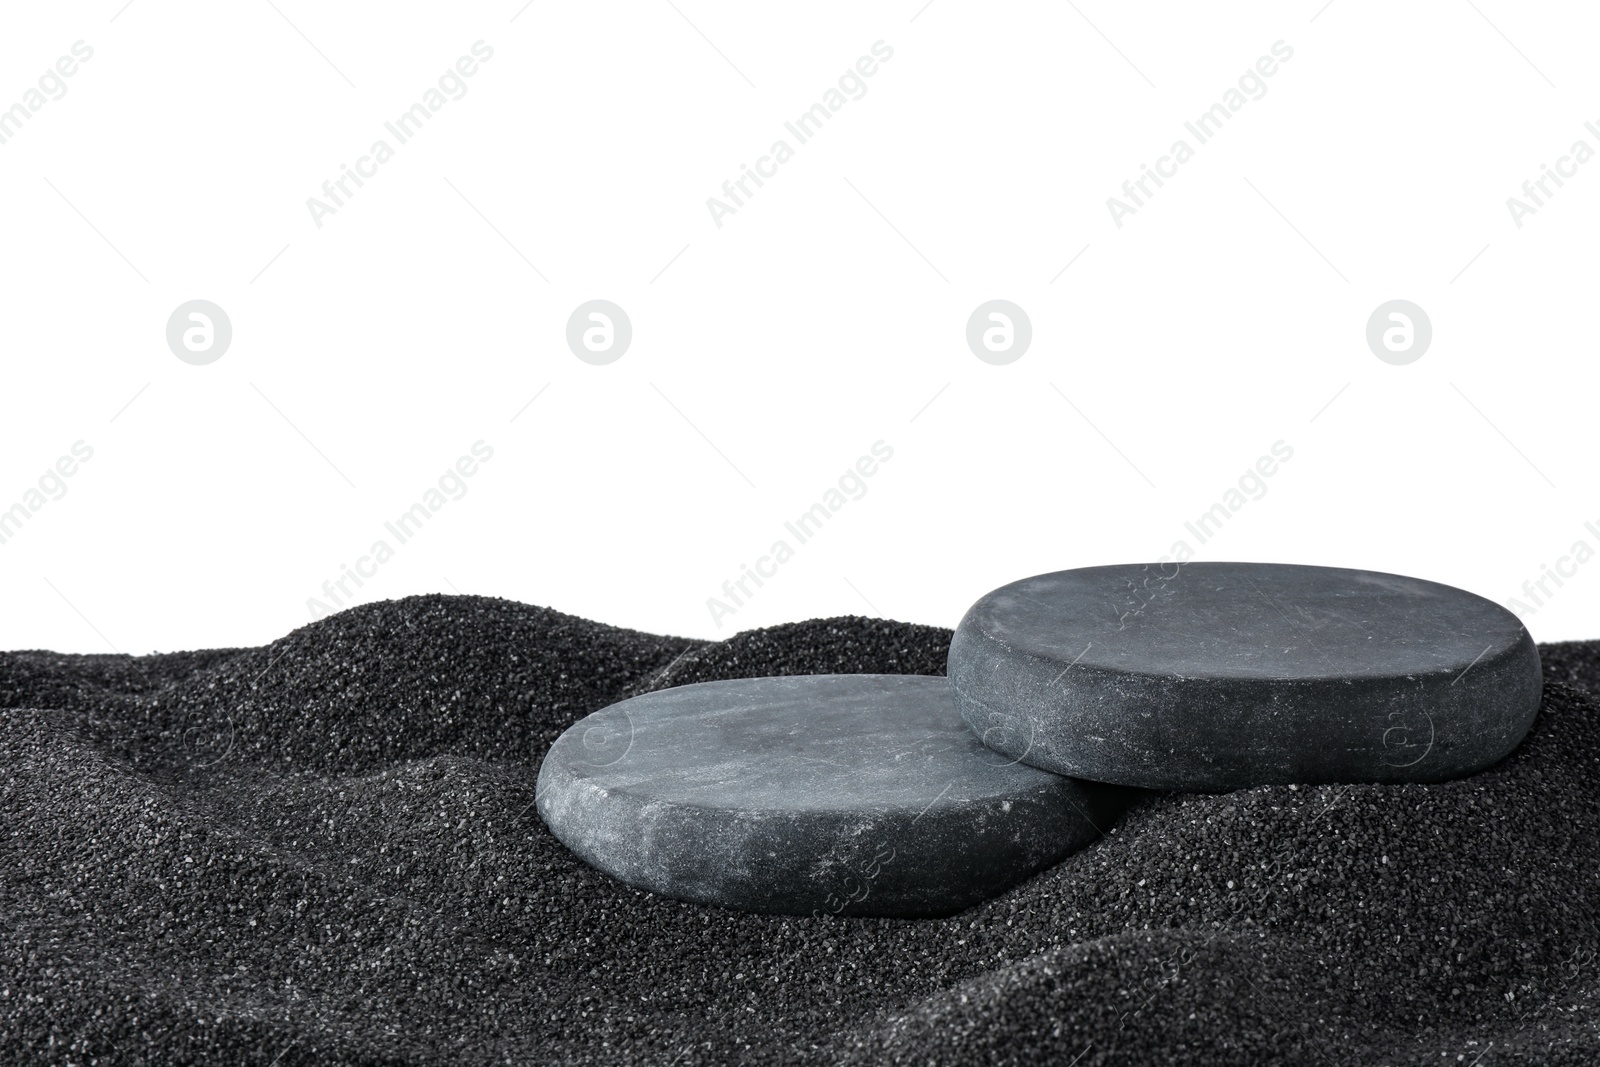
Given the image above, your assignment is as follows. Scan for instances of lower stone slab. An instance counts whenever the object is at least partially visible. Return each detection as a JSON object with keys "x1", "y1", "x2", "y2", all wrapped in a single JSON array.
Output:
[{"x1": 536, "y1": 674, "x2": 1125, "y2": 918}]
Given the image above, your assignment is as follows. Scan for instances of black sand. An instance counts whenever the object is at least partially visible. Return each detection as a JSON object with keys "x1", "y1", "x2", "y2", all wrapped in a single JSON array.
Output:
[{"x1": 3, "y1": 593, "x2": 1598, "y2": 1065}]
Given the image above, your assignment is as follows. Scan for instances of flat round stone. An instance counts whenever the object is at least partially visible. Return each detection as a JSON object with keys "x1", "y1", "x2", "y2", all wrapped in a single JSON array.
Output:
[
  {"x1": 948, "y1": 562, "x2": 1542, "y2": 791},
  {"x1": 536, "y1": 674, "x2": 1117, "y2": 918}
]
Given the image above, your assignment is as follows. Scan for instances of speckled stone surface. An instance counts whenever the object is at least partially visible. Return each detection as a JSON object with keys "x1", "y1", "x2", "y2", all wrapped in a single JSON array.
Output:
[
  {"x1": 948, "y1": 562, "x2": 1543, "y2": 791},
  {"x1": 536, "y1": 673, "x2": 1121, "y2": 917}
]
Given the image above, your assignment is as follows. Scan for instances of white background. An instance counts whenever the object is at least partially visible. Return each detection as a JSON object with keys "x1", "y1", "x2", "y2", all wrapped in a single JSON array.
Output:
[{"x1": 1, "y1": 1, "x2": 1595, "y2": 655}]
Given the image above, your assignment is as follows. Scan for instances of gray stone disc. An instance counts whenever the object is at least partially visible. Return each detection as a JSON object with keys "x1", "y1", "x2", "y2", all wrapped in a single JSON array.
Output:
[
  {"x1": 948, "y1": 562, "x2": 1542, "y2": 791},
  {"x1": 536, "y1": 674, "x2": 1120, "y2": 918}
]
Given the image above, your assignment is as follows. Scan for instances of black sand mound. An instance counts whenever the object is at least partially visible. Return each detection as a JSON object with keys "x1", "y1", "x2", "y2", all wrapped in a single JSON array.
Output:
[{"x1": 2, "y1": 594, "x2": 1597, "y2": 1065}]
